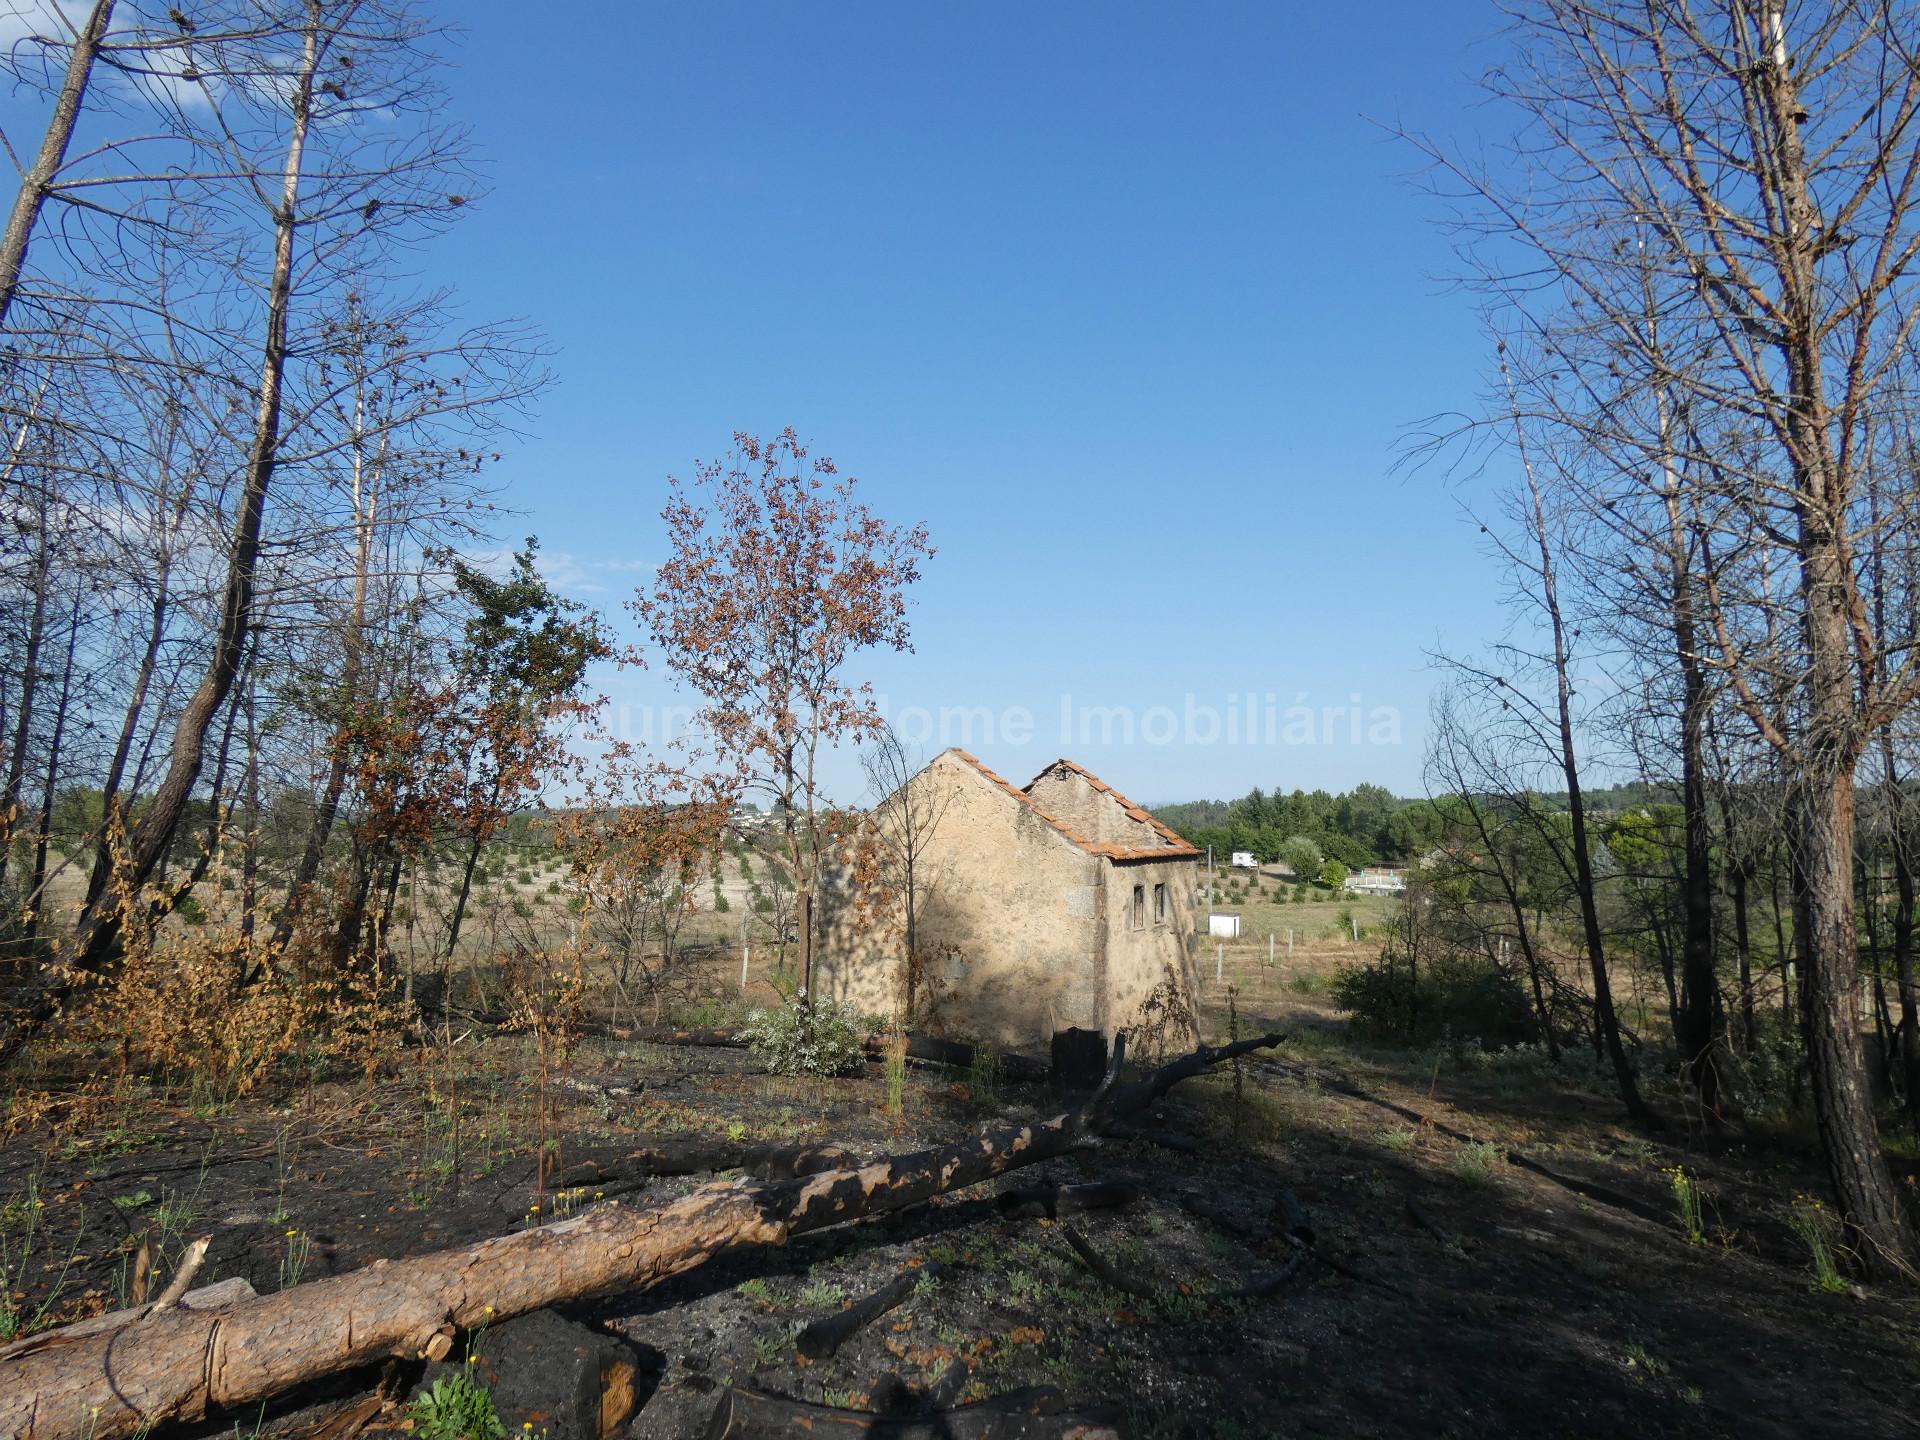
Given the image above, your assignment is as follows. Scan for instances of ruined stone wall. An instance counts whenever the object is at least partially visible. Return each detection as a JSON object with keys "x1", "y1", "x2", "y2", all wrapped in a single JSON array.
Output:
[{"x1": 814, "y1": 751, "x2": 1104, "y2": 1049}]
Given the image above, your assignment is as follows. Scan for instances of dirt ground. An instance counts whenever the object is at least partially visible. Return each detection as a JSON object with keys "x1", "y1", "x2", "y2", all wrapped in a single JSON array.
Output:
[{"x1": 3, "y1": 953, "x2": 1918, "y2": 1440}]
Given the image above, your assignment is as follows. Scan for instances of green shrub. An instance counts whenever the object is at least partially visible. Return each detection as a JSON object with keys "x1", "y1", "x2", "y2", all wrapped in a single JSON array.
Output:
[
  {"x1": 175, "y1": 894, "x2": 207, "y2": 926},
  {"x1": 740, "y1": 994, "x2": 868, "y2": 1076},
  {"x1": 1331, "y1": 952, "x2": 1534, "y2": 1048}
]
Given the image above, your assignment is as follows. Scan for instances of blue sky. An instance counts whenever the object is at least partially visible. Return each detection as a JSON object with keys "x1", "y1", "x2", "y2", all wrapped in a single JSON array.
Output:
[{"x1": 431, "y1": 2, "x2": 1518, "y2": 805}]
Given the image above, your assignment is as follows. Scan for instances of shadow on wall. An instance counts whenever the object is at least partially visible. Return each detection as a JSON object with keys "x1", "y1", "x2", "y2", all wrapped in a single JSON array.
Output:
[{"x1": 812, "y1": 868, "x2": 1107, "y2": 1051}]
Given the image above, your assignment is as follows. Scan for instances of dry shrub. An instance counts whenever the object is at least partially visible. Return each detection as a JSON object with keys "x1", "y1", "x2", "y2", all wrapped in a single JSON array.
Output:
[
  {"x1": 92, "y1": 926, "x2": 304, "y2": 1093},
  {"x1": 53, "y1": 848, "x2": 405, "y2": 1102},
  {"x1": 29, "y1": 821, "x2": 403, "y2": 1101},
  {"x1": 501, "y1": 940, "x2": 588, "y2": 1198},
  {"x1": 1132, "y1": 962, "x2": 1199, "y2": 1062},
  {"x1": 502, "y1": 943, "x2": 586, "y2": 1057},
  {"x1": 78, "y1": 919, "x2": 404, "y2": 1097}
]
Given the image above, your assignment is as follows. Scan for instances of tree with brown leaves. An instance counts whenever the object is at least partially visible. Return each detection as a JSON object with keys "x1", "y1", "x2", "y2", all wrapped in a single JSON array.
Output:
[{"x1": 631, "y1": 429, "x2": 932, "y2": 995}]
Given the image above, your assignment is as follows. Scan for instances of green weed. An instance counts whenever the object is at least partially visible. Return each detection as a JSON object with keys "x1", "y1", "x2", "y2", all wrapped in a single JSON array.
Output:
[
  {"x1": 1784, "y1": 1195, "x2": 1851, "y2": 1295},
  {"x1": 1451, "y1": 1141, "x2": 1501, "y2": 1186},
  {"x1": 1666, "y1": 1166, "x2": 1707, "y2": 1246},
  {"x1": 411, "y1": 1370, "x2": 505, "y2": 1440}
]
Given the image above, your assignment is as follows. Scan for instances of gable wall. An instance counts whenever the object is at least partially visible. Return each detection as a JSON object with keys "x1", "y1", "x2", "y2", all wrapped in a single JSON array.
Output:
[
  {"x1": 1024, "y1": 763, "x2": 1167, "y2": 851},
  {"x1": 814, "y1": 750, "x2": 1105, "y2": 1048}
]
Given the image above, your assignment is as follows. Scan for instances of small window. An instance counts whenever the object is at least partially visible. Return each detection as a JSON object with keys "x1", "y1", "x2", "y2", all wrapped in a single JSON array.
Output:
[
  {"x1": 1153, "y1": 883, "x2": 1167, "y2": 925},
  {"x1": 1130, "y1": 884, "x2": 1146, "y2": 930}
]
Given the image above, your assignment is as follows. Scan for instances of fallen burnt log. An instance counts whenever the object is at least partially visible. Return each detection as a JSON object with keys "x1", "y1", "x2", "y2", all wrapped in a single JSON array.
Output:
[
  {"x1": 893, "y1": 1032, "x2": 1050, "y2": 1084},
  {"x1": 995, "y1": 1181, "x2": 1140, "y2": 1221},
  {"x1": 1101, "y1": 1122, "x2": 1199, "y2": 1154},
  {"x1": 703, "y1": 1384, "x2": 1120, "y2": 1439},
  {"x1": 0, "y1": 1031, "x2": 1280, "y2": 1440},
  {"x1": 596, "y1": 1025, "x2": 748, "y2": 1047},
  {"x1": 867, "y1": 1357, "x2": 972, "y2": 1416},
  {"x1": 553, "y1": 1141, "x2": 853, "y2": 1191},
  {"x1": 1252, "y1": 1059, "x2": 1673, "y2": 1229},
  {"x1": 794, "y1": 1262, "x2": 941, "y2": 1360},
  {"x1": 1234, "y1": 1255, "x2": 1305, "y2": 1301},
  {"x1": 1404, "y1": 1195, "x2": 1465, "y2": 1256},
  {"x1": 0, "y1": 1277, "x2": 254, "y2": 1362},
  {"x1": 1058, "y1": 1225, "x2": 1157, "y2": 1300}
]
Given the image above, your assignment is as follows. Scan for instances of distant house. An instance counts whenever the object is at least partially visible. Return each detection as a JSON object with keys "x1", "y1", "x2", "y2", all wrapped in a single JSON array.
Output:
[
  {"x1": 816, "y1": 750, "x2": 1202, "y2": 1051},
  {"x1": 1229, "y1": 850, "x2": 1259, "y2": 870},
  {"x1": 1343, "y1": 862, "x2": 1408, "y2": 895}
]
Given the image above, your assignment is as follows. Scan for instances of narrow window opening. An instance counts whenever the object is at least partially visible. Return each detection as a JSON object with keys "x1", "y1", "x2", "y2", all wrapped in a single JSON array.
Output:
[
  {"x1": 1153, "y1": 883, "x2": 1167, "y2": 925},
  {"x1": 1131, "y1": 883, "x2": 1146, "y2": 930}
]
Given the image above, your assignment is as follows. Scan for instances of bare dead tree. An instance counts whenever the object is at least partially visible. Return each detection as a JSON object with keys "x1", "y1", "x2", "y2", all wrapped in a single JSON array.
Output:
[
  {"x1": 0, "y1": 0, "x2": 527, "y2": 1059},
  {"x1": 1426, "y1": 688, "x2": 1564, "y2": 1061},
  {"x1": 0, "y1": 0, "x2": 117, "y2": 332},
  {"x1": 1406, "y1": 0, "x2": 1920, "y2": 1275},
  {"x1": 858, "y1": 719, "x2": 951, "y2": 1021}
]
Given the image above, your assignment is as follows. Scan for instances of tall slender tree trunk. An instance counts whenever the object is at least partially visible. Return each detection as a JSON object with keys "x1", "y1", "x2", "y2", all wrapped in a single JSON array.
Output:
[
  {"x1": 0, "y1": 16, "x2": 323, "y2": 1067},
  {"x1": 1673, "y1": 637, "x2": 1722, "y2": 1108},
  {"x1": 1755, "y1": 0, "x2": 1918, "y2": 1277},
  {"x1": 1771, "y1": 857, "x2": 1793, "y2": 1027},
  {"x1": 0, "y1": 0, "x2": 115, "y2": 332},
  {"x1": 1888, "y1": 789, "x2": 1920, "y2": 1130},
  {"x1": 86, "y1": 488, "x2": 190, "y2": 911},
  {"x1": 1648, "y1": 302, "x2": 1725, "y2": 1110},
  {"x1": 273, "y1": 389, "x2": 385, "y2": 950},
  {"x1": 1558, "y1": 628, "x2": 1648, "y2": 1117},
  {"x1": 24, "y1": 588, "x2": 81, "y2": 938},
  {"x1": 239, "y1": 671, "x2": 261, "y2": 941},
  {"x1": 1510, "y1": 393, "x2": 1651, "y2": 1121},
  {"x1": 1731, "y1": 861, "x2": 1756, "y2": 1052},
  {"x1": 444, "y1": 829, "x2": 486, "y2": 960},
  {"x1": 75, "y1": 18, "x2": 317, "y2": 953},
  {"x1": 0, "y1": 529, "x2": 50, "y2": 892}
]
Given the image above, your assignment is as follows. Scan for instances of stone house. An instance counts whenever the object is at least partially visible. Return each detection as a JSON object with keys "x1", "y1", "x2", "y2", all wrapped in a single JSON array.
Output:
[{"x1": 815, "y1": 749, "x2": 1203, "y2": 1052}]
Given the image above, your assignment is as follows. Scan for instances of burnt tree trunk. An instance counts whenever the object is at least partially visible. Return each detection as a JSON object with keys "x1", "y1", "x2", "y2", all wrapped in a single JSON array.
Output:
[{"x1": 0, "y1": 0, "x2": 115, "y2": 330}]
